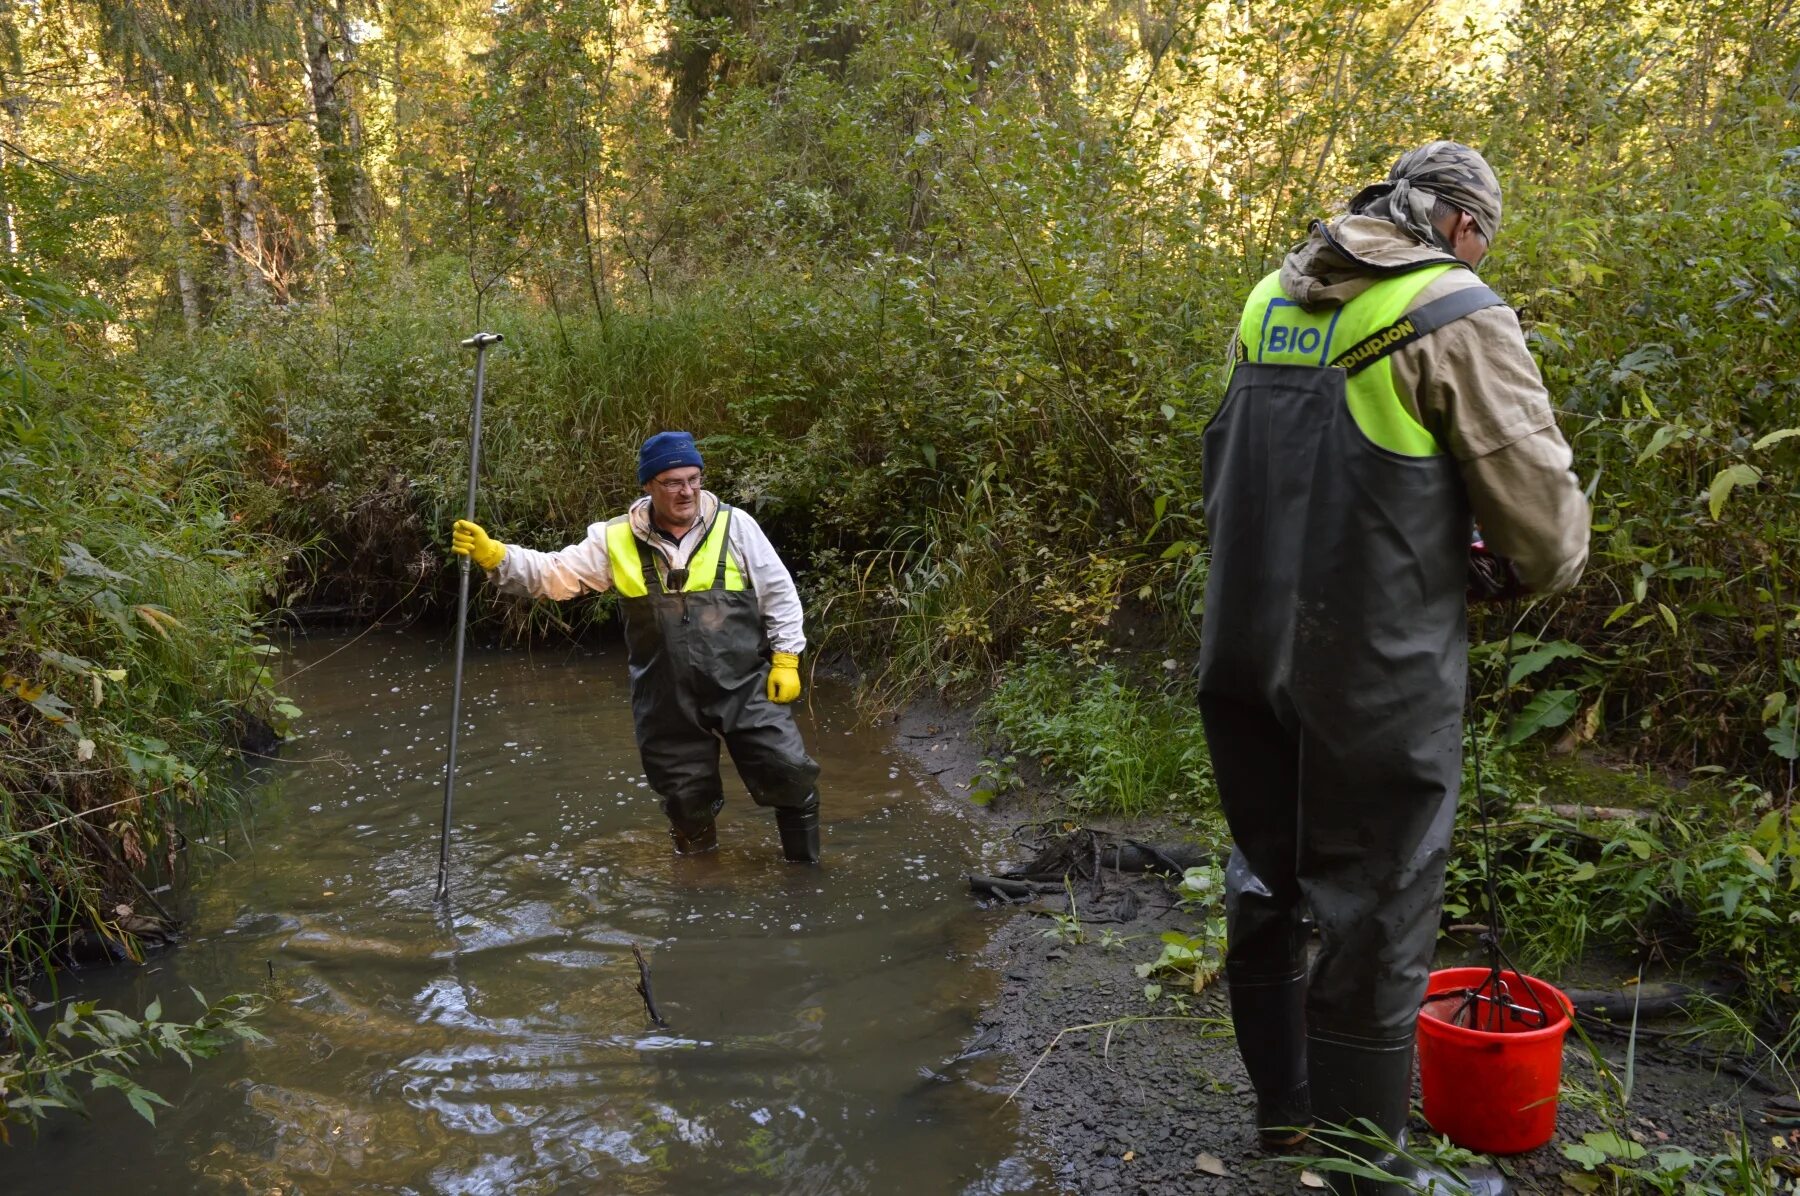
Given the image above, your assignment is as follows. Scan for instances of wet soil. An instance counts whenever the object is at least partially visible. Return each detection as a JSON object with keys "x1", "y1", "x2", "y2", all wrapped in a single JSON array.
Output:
[{"x1": 894, "y1": 703, "x2": 1789, "y2": 1195}]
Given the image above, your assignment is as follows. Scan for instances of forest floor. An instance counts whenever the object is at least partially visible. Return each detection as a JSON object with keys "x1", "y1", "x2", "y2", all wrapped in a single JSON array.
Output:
[{"x1": 892, "y1": 703, "x2": 1792, "y2": 1195}]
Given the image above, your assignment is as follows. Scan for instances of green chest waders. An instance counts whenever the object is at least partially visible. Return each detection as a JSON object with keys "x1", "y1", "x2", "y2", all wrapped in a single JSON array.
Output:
[
  {"x1": 1198, "y1": 266, "x2": 1510, "y2": 1192},
  {"x1": 607, "y1": 508, "x2": 821, "y2": 856}
]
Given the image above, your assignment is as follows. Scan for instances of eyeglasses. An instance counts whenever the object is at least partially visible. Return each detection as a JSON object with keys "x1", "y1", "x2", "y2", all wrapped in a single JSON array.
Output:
[{"x1": 652, "y1": 474, "x2": 704, "y2": 493}]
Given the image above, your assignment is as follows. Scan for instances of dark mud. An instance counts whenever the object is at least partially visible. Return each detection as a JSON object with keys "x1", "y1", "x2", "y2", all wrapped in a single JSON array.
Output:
[{"x1": 894, "y1": 705, "x2": 1789, "y2": 1195}]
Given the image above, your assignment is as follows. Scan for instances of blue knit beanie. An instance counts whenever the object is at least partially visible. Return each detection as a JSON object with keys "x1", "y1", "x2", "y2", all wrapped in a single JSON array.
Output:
[{"x1": 637, "y1": 431, "x2": 704, "y2": 485}]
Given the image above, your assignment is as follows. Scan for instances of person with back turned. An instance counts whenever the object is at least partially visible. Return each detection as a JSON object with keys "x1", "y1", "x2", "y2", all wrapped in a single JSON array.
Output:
[
  {"x1": 1197, "y1": 142, "x2": 1589, "y2": 1193},
  {"x1": 450, "y1": 431, "x2": 823, "y2": 863}
]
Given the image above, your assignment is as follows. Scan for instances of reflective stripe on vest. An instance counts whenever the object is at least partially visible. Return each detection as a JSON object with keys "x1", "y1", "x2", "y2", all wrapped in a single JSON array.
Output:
[
  {"x1": 1236, "y1": 264, "x2": 1456, "y2": 457},
  {"x1": 605, "y1": 507, "x2": 746, "y2": 598}
]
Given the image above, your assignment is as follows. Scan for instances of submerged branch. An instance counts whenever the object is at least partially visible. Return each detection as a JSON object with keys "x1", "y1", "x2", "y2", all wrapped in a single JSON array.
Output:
[{"x1": 631, "y1": 942, "x2": 668, "y2": 1029}]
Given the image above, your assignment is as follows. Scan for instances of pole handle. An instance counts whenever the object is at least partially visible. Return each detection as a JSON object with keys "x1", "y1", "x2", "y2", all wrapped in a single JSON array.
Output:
[{"x1": 438, "y1": 331, "x2": 499, "y2": 903}]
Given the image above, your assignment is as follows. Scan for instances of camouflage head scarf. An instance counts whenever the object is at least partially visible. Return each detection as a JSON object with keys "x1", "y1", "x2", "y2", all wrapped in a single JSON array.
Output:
[{"x1": 1348, "y1": 141, "x2": 1503, "y2": 253}]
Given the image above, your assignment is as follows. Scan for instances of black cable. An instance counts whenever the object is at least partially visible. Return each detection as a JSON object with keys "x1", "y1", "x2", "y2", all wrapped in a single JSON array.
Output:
[
  {"x1": 1454, "y1": 598, "x2": 1550, "y2": 1032},
  {"x1": 1477, "y1": 603, "x2": 1513, "y2": 997}
]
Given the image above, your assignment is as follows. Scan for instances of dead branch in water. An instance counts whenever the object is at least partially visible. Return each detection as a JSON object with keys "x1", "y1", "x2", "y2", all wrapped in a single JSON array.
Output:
[{"x1": 632, "y1": 942, "x2": 669, "y2": 1029}]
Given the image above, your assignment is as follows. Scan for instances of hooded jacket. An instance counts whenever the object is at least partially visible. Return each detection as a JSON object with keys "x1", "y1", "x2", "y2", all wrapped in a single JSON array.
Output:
[
  {"x1": 1276, "y1": 215, "x2": 1589, "y2": 592},
  {"x1": 491, "y1": 492, "x2": 807, "y2": 654}
]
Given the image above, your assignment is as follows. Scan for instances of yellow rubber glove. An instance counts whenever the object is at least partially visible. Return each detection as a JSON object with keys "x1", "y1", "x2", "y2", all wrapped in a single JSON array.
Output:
[
  {"x1": 451, "y1": 519, "x2": 506, "y2": 571},
  {"x1": 768, "y1": 652, "x2": 802, "y2": 704}
]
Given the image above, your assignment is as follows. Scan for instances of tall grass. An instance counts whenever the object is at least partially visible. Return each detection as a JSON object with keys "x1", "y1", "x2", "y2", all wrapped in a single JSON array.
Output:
[
  {"x1": 0, "y1": 266, "x2": 288, "y2": 981},
  {"x1": 977, "y1": 651, "x2": 1215, "y2": 820}
]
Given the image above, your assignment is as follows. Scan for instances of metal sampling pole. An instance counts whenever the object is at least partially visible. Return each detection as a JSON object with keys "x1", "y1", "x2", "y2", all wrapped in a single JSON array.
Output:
[{"x1": 435, "y1": 331, "x2": 503, "y2": 902}]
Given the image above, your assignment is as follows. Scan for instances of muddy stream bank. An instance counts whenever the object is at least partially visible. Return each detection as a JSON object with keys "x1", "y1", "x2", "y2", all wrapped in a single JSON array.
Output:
[{"x1": 896, "y1": 704, "x2": 1787, "y2": 1196}]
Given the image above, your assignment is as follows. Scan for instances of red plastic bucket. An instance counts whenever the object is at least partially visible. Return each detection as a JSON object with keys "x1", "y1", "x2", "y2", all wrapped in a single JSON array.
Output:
[{"x1": 1416, "y1": 967, "x2": 1574, "y2": 1154}]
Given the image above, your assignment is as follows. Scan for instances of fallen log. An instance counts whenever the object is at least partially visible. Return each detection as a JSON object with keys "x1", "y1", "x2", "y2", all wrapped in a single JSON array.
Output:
[
  {"x1": 968, "y1": 874, "x2": 1066, "y2": 900},
  {"x1": 1537, "y1": 803, "x2": 1654, "y2": 823},
  {"x1": 1007, "y1": 827, "x2": 1210, "y2": 882},
  {"x1": 1099, "y1": 840, "x2": 1209, "y2": 875},
  {"x1": 1559, "y1": 978, "x2": 1739, "y2": 1021}
]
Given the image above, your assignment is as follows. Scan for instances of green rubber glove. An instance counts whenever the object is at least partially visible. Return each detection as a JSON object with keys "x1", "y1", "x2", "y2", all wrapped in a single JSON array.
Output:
[
  {"x1": 768, "y1": 652, "x2": 802, "y2": 704},
  {"x1": 451, "y1": 519, "x2": 506, "y2": 571}
]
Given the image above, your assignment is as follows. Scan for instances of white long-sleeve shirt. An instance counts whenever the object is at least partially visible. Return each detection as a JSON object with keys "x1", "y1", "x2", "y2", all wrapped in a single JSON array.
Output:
[{"x1": 492, "y1": 492, "x2": 807, "y2": 654}]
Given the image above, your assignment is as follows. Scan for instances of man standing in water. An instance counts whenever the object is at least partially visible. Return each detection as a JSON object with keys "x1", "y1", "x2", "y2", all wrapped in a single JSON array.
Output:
[
  {"x1": 451, "y1": 431, "x2": 822, "y2": 863},
  {"x1": 1198, "y1": 142, "x2": 1588, "y2": 1193}
]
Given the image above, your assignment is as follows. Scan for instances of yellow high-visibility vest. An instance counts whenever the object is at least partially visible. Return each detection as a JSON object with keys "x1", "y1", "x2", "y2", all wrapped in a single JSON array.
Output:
[
  {"x1": 605, "y1": 508, "x2": 747, "y2": 598},
  {"x1": 1235, "y1": 265, "x2": 1457, "y2": 457}
]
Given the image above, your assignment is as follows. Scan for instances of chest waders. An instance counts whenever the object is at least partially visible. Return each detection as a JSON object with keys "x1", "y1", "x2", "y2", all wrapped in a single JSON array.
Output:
[
  {"x1": 1199, "y1": 264, "x2": 1510, "y2": 1194},
  {"x1": 606, "y1": 507, "x2": 821, "y2": 860}
]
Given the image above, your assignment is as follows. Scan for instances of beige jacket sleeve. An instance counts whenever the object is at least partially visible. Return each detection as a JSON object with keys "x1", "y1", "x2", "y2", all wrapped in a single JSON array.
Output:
[{"x1": 1389, "y1": 280, "x2": 1591, "y2": 594}]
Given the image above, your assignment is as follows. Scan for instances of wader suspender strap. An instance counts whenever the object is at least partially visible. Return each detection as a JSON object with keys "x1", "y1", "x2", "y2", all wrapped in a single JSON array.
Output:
[
  {"x1": 636, "y1": 538, "x2": 667, "y2": 593},
  {"x1": 1329, "y1": 284, "x2": 1506, "y2": 376}
]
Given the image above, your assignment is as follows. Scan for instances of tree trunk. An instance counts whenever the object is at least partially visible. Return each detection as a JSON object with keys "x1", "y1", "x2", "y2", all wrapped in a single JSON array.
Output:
[
  {"x1": 304, "y1": 1, "x2": 371, "y2": 247},
  {"x1": 147, "y1": 73, "x2": 200, "y2": 332},
  {"x1": 0, "y1": 135, "x2": 17, "y2": 259},
  {"x1": 666, "y1": 0, "x2": 753, "y2": 137},
  {"x1": 387, "y1": 2, "x2": 413, "y2": 255},
  {"x1": 296, "y1": 15, "x2": 335, "y2": 291},
  {"x1": 0, "y1": 2, "x2": 24, "y2": 258},
  {"x1": 578, "y1": 174, "x2": 608, "y2": 321},
  {"x1": 225, "y1": 85, "x2": 269, "y2": 300},
  {"x1": 233, "y1": 159, "x2": 267, "y2": 299},
  {"x1": 335, "y1": 0, "x2": 374, "y2": 234},
  {"x1": 310, "y1": 171, "x2": 332, "y2": 261},
  {"x1": 218, "y1": 178, "x2": 243, "y2": 292},
  {"x1": 164, "y1": 164, "x2": 201, "y2": 333}
]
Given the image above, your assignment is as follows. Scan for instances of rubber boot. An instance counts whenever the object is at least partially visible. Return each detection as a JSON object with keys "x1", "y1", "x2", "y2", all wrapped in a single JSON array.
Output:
[
  {"x1": 669, "y1": 819, "x2": 718, "y2": 856},
  {"x1": 1227, "y1": 973, "x2": 1311, "y2": 1150},
  {"x1": 775, "y1": 793, "x2": 820, "y2": 864},
  {"x1": 1309, "y1": 1035, "x2": 1510, "y2": 1195}
]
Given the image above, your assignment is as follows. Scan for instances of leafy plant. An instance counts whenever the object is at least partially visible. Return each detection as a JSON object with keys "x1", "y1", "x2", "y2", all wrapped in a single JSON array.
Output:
[
  {"x1": 0, "y1": 988, "x2": 265, "y2": 1136},
  {"x1": 1558, "y1": 1126, "x2": 1787, "y2": 1195},
  {"x1": 969, "y1": 753, "x2": 1022, "y2": 807},
  {"x1": 977, "y1": 652, "x2": 1216, "y2": 819},
  {"x1": 1036, "y1": 876, "x2": 1094, "y2": 947},
  {"x1": 1, "y1": 261, "x2": 293, "y2": 975},
  {"x1": 1137, "y1": 866, "x2": 1227, "y2": 999},
  {"x1": 1284, "y1": 1119, "x2": 1497, "y2": 1195}
]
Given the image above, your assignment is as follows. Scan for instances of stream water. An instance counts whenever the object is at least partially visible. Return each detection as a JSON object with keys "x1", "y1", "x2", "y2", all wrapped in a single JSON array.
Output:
[{"x1": 8, "y1": 631, "x2": 1040, "y2": 1194}]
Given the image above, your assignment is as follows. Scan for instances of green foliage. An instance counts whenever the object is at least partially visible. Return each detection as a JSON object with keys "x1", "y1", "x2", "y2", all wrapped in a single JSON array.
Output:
[
  {"x1": 976, "y1": 652, "x2": 1214, "y2": 819},
  {"x1": 1137, "y1": 865, "x2": 1226, "y2": 1001},
  {"x1": 0, "y1": 260, "x2": 288, "y2": 973},
  {"x1": 1039, "y1": 878, "x2": 1088, "y2": 947},
  {"x1": 0, "y1": 987, "x2": 265, "y2": 1136},
  {"x1": 57, "y1": 0, "x2": 1787, "y2": 789},
  {"x1": 1553, "y1": 1017, "x2": 1790, "y2": 1195},
  {"x1": 1498, "y1": 125, "x2": 1800, "y2": 775},
  {"x1": 1444, "y1": 785, "x2": 1800, "y2": 1022},
  {"x1": 1284, "y1": 1118, "x2": 1495, "y2": 1194}
]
